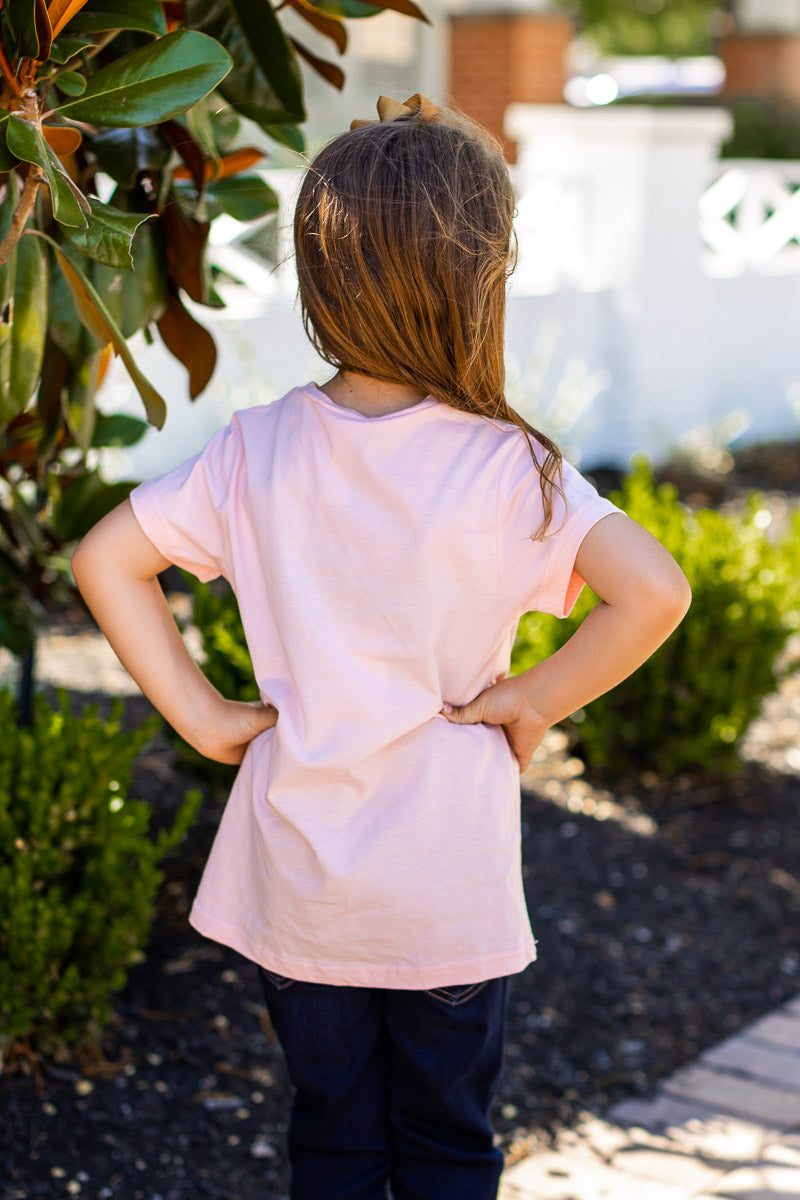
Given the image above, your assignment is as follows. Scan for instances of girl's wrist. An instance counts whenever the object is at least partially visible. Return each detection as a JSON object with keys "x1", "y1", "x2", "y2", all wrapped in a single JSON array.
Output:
[{"x1": 506, "y1": 673, "x2": 555, "y2": 730}]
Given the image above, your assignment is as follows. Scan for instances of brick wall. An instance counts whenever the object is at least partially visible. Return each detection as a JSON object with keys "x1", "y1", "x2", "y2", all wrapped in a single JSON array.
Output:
[
  {"x1": 721, "y1": 32, "x2": 800, "y2": 102},
  {"x1": 448, "y1": 12, "x2": 573, "y2": 160}
]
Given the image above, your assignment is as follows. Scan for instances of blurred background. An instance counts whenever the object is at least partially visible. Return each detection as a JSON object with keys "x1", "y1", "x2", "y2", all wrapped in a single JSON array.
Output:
[{"x1": 97, "y1": 0, "x2": 800, "y2": 479}]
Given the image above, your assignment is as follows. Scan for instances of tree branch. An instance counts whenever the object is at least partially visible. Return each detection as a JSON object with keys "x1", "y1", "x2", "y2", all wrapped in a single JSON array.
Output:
[{"x1": 0, "y1": 168, "x2": 46, "y2": 268}]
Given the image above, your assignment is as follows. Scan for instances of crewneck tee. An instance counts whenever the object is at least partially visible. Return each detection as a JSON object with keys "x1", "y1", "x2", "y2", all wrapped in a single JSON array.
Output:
[{"x1": 130, "y1": 383, "x2": 619, "y2": 988}]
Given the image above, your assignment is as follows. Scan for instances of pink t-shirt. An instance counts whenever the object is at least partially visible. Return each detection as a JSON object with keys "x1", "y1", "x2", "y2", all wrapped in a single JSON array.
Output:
[{"x1": 130, "y1": 383, "x2": 619, "y2": 989}]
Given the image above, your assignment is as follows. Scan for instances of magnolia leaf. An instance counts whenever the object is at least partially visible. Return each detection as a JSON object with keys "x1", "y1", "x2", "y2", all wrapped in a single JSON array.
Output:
[
  {"x1": 160, "y1": 118, "x2": 206, "y2": 192},
  {"x1": 48, "y1": 0, "x2": 94, "y2": 38},
  {"x1": 310, "y1": 0, "x2": 380, "y2": 15},
  {"x1": 35, "y1": 336, "x2": 71, "y2": 440},
  {"x1": 172, "y1": 145, "x2": 264, "y2": 185},
  {"x1": 90, "y1": 215, "x2": 167, "y2": 336},
  {"x1": 25, "y1": 229, "x2": 167, "y2": 428},
  {"x1": 59, "y1": 196, "x2": 155, "y2": 270},
  {"x1": 92, "y1": 126, "x2": 168, "y2": 185},
  {"x1": 56, "y1": 30, "x2": 232, "y2": 128},
  {"x1": 204, "y1": 174, "x2": 278, "y2": 222},
  {"x1": 161, "y1": 195, "x2": 209, "y2": 304},
  {"x1": 53, "y1": 471, "x2": 137, "y2": 541},
  {"x1": 7, "y1": 234, "x2": 49, "y2": 420},
  {"x1": 91, "y1": 411, "x2": 148, "y2": 448},
  {"x1": 313, "y1": 0, "x2": 427, "y2": 16},
  {"x1": 290, "y1": 38, "x2": 344, "y2": 90},
  {"x1": 65, "y1": 0, "x2": 166, "y2": 35},
  {"x1": 288, "y1": 0, "x2": 347, "y2": 54},
  {"x1": 156, "y1": 289, "x2": 216, "y2": 400},
  {"x1": 53, "y1": 69, "x2": 87, "y2": 96},
  {"x1": 351, "y1": 0, "x2": 427, "y2": 18},
  {"x1": 0, "y1": 113, "x2": 16, "y2": 172},
  {"x1": 5, "y1": 0, "x2": 52, "y2": 60},
  {"x1": 185, "y1": 0, "x2": 305, "y2": 128},
  {"x1": 48, "y1": 32, "x2": 95, "y2": 61},
  {"x1": 48, "y1": 249, "x2": 97, "y2": 365},
  {"x1": 35, "y1": 0, "x2": 53, "y2": 58},
  {"x1": 262, "y1": 124, "x2": 306, "y2": 152},
  {"x1": 6, "y1": 116, "x2": 89, "y2": 227},
  {"x1": 41, "y1": 124, "x2": 83, "y2": 155},
  {"x1": 185, "y1": 97, "x2": 218, "y2": 161}
]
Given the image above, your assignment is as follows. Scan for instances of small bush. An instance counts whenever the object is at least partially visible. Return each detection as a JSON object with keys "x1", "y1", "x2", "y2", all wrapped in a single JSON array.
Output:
[
  {"x1": 185, "y1": 575, "x2": 259, "y2": 704},
  {"x1": 0, "y1": 691, "x2": 200, "y2": 1061},
  {"x1": 512, "y1": 459, "x2": 800, "y2": 776}
]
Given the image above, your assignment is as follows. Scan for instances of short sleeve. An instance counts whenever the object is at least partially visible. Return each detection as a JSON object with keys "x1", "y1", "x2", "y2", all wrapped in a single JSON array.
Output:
[
  {"x1": 498, "y1": 440, "x2": 621, "y2": 618},
  {"x1": 129, "y1": 418, "x2": 244, "y2": 582}
]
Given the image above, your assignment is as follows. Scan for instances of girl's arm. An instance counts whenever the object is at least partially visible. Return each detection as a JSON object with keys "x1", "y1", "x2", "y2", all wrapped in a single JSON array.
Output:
[
  {"x1": 442, "y1": 513, "x2": 691, "y2": 769},
  {"x1": 72, "y1": 499, "x2": 277, "y2": 764}
]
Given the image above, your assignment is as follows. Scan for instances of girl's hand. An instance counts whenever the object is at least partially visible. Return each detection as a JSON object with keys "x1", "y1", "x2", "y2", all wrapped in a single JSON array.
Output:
[
  {"x1": 202, "y1": 700, "x2": 279, "y2": 765},
  {"x1": 441, "y1": 677, "x2": 550, "y2": 772}
]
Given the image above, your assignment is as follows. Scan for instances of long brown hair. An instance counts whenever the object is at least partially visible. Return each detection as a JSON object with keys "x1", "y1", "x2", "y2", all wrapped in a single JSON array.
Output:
[{"x1": 294, "y1": 102, "x2": 564, "y2": 536}]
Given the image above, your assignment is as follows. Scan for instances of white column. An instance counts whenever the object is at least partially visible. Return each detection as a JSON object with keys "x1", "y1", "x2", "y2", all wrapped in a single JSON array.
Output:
[{"x1": 505, "y1": 104, "x2": 733, "y2": 463}]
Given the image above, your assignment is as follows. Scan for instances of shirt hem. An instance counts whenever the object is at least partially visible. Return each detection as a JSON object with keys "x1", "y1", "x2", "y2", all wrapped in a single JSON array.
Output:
[{"x1": 189, "y1": 902, "x2": 537, "y2": 989}]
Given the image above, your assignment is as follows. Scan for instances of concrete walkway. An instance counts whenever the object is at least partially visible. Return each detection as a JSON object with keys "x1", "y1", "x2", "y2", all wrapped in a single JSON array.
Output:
[{"x1": 500, "y1": 990, "x2": 800, "y2": 1199}]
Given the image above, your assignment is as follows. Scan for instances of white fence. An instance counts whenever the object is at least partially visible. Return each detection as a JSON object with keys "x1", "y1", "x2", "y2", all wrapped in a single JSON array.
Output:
[{"x1": 111, "y1": 106, "x2": 800, "y2": 480}]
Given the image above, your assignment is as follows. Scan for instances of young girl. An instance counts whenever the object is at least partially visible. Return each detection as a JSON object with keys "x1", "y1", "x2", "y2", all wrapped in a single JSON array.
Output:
[{"x1": 72, "y1": 94, "x2": 691, "y2": 1200}]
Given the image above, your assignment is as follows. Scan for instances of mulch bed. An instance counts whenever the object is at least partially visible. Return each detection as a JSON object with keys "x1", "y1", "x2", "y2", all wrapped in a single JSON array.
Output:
[{"x1": 3, "y1": 444, "x2": 800, "y2": 1200}]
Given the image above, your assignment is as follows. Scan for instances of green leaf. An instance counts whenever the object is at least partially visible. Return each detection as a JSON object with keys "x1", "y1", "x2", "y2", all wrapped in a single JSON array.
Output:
[
  {"x1": 264, "y1": 124, "x2": 306, "y2": 152},
  {"x1": 203, "y1": 175, "x2": 278, "y2": 222},
  {"x1": 64, "y1": 0, "x2": 166, "y2": 35},
  {"x1": 0, "y1": 579, "x2": 39, "y2": 657},
  {"x1": 48, "y1": 33, "x2": 96, "y2": 63},
  {"x1": 0, "y1": 235, "x2": 49, "y2": 422},
  {"x1": 24, "y1": 230, "x2": 167, "y2": 429},
  {"x1": 53, "y1": 472, "x2": 136, "y2": 543},
  {"x1": 4, "y1": 0, "x2": 52, "y2": 61},
  {"x1": 54, "y1": 70, "x2": 87, "y2": 96},
  {"x1": 0, "y1": 113, "x2": 16, "y2": 172},
  {"x1": 59, "y1": 197, "x2": 155, "y2": 270},
  {"x1": 91, "y1": 126, "x2": 168, "y2": 185},
  {"x1": 56, "y1": 29, "x2": 233, "y2": 129},
  {"x1": 185, "y1": 0, "x2": 305, "y2": 129},
  {"x1": 185, "y1": 98, "x2": 218, "y2": 161},
  {"x1": 0, "y1": 179, "x2": 19, "y2": 422},
  {"x1": 90, "y1": 215, "x2": 167, "y2": 337},
  {"x1": 310, "y1": 0, "x2": 380, "y2": 15},
  {"x1": 48, "y1": 258, "x2": 96, "y2": 366},
  {"x1": 91, "y1": 412, "x2": 148, "y2": 448},
  {"x1": 5, "y1": 117, "x2": 89, "y2": 229}
]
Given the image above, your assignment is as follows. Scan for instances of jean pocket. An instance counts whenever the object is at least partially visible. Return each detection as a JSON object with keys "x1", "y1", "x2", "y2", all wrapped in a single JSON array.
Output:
[
  {"x1": 259, "y1": 967, "x2": 297, "y2": 991},
  {"x1": 425, "y1": 980, "x2": 490, "y2": 1007}
]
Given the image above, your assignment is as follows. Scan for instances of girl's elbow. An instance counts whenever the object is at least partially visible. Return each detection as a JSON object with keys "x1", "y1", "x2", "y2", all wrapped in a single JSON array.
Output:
[{"x1": 658, "y1": 563, "x2": 692, "y2": 627}]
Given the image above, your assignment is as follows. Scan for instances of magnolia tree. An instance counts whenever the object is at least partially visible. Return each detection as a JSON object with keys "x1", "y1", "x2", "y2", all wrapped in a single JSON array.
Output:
[{"x1": 0, "y1": 0, "x2": 425, "y2": 713}]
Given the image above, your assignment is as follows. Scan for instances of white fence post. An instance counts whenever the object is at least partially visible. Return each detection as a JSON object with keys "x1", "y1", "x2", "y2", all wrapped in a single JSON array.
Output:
[{"x1": 505, "y1": 104, "x2": 733, "y2": 463}]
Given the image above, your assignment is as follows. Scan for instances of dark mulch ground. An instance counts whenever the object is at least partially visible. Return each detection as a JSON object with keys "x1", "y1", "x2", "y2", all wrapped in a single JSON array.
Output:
[{"x1": 3, "y1": 443, "x2": 800, "y2": 1200}]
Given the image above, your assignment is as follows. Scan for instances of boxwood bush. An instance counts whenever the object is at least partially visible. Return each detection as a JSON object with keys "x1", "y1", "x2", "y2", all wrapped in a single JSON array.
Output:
[
  {"x1": 0, "y1": 691, "x2": 200, "y2": 1062},
  {"x1": 512, "y1": 459, "x2": 800, "y2": 776}
]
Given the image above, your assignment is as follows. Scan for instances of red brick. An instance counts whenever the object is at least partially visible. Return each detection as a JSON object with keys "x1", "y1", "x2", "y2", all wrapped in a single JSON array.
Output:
[{"x1": 448, "y1": 12, "x2": 573, "y2": 160}]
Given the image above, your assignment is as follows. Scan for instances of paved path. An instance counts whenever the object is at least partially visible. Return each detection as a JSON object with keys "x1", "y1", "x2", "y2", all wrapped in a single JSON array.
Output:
[{"x1": 500, "y1": 990, "x2": 800, "y2": 1199}]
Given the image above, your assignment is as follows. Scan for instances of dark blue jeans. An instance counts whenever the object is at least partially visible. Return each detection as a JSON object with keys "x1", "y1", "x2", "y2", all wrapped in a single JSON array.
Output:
[{"x1": 258, "y1": 969, "x2": 510, "y2": 1200}]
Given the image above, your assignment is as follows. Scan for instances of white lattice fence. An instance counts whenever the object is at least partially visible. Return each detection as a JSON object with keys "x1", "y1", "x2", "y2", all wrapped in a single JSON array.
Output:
[{"x1": 701, "y1": 159, "x2": 800, "y2": 275}]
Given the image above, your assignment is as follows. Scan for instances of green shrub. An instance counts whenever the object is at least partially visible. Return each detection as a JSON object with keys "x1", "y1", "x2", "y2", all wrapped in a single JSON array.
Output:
[
  {"x1": 0, "y1": 691, "x2": 200, "y2": 1060},
  {"x1": 512, "y1": 459, "x2": 800, "y2": 776},
  {"x1": 185, "y1": 574, "x2": 259, "y2": 704},
  {"x1": 721, "y1": 97, "x2": 800, "y2": 161}
]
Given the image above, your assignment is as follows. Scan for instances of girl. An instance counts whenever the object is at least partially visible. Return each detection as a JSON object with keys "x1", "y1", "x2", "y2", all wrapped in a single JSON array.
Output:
[{"x1": 72, "y1": 94, "x2": 691, "y2": 1200}]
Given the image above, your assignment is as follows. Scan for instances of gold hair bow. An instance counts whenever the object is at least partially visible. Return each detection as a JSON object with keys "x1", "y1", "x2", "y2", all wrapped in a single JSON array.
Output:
[{"x1": 350, "y1": 93, "x2": 438, "y2": 131}]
